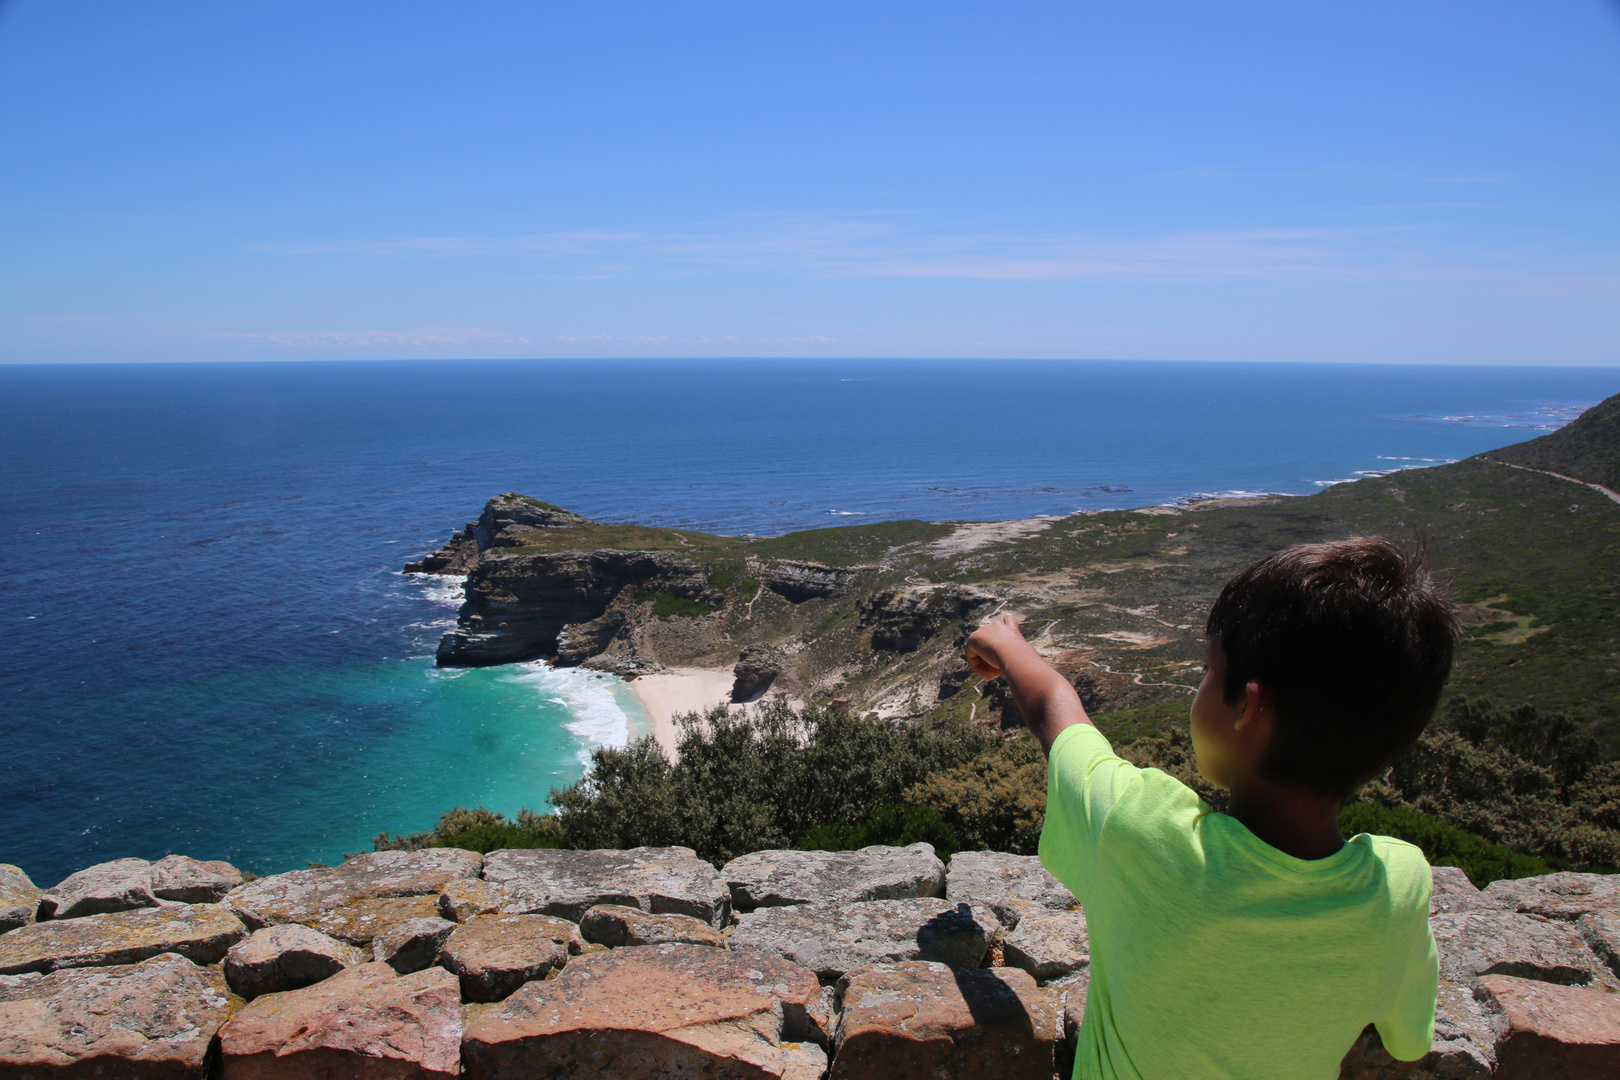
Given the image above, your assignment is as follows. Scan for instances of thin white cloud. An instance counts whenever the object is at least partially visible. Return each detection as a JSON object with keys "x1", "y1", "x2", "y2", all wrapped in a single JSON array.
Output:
[
  {"x1": 201, "y1": 326, "x2": 530, "y2": 347},
  {"x1": 249, "y1": 212, "x2": 1620, "y2": 296}
]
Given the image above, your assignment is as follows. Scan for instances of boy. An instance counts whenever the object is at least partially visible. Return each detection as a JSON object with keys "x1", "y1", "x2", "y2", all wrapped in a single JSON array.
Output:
[{"x1": 964, "y1": 537, "x2": 1458, "y2": 1080}]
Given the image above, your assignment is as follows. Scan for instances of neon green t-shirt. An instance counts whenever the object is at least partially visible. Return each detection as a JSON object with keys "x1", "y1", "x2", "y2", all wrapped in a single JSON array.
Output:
[{"x1": 1040, "y1": 724, "x2": 1438, "y2": 1080}]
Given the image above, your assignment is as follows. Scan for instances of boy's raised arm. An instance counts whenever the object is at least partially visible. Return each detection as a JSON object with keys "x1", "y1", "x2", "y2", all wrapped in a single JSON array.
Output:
[{"x1": 964, "y1": 614, "x2": 1094, "y2": 755}]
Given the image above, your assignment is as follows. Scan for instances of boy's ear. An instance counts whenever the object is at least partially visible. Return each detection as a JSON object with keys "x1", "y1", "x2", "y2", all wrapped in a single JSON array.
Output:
[{"x1": 1234, "y1": 680, "x2": 1273, "y2": 733}]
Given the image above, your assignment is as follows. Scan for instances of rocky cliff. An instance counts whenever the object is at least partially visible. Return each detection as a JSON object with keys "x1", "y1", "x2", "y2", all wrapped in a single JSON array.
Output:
[{"x1": 4, "y1": 846, "x2": 1619, "y2": 1078}]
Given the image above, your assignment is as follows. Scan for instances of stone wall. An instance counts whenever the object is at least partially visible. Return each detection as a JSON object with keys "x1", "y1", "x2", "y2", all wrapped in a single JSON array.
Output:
[{"x1": 1, "y1": 848, "x2": 1617, "y2": 1077}]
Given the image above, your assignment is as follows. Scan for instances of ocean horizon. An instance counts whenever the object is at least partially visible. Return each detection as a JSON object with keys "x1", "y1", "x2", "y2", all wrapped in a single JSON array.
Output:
[{"x1": 2, "y1": 357, "x2": 1616, "y2": 885}]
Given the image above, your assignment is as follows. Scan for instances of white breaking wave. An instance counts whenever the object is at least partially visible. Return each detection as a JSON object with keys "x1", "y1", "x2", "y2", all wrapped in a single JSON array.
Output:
[
  {"x1": 408, "y1": 573, "x2": 467, "y2": 609},
  {"x1": 499, "y1": 662, "x2": 632, "y2": 767}
]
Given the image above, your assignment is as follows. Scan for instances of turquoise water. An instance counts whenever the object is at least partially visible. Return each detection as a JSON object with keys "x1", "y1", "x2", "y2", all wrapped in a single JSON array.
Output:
[{"x1": 1, "y1": 358, "x2": 1614, "y2": 885}]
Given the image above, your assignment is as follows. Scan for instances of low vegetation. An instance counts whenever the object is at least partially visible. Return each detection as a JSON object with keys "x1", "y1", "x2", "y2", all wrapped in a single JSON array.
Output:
[{"x1": 382, "y1": 694, "x2": 1617, "y2": 887}]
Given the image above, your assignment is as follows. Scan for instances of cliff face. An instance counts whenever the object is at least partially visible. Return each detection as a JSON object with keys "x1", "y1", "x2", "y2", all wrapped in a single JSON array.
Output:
[{"x1": 435, "y1": 548, "x2": 714, "y2": 667}]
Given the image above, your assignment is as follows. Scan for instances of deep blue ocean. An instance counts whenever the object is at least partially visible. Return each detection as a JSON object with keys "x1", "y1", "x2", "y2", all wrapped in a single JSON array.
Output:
[{"x1": 2, "y1": 358, "x2": 1615, "y2": 886}]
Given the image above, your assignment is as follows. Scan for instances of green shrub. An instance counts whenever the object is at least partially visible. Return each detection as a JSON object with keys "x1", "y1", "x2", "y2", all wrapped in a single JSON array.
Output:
[
  {"x1": 905, "y1": 734, "x2": 1048, "y2": 854},
  {"x1": 649, "y1": 592, "x2": 717, "y2": 619},
  {"x1": 548, "y1": 699, "x2": 997, "y2": 864},
  {"x1": 433, "y1": 822, "x2": 563, "y2": 854},
  {"x1": 1338, "y1": 801, "x2": 1553, "y2": 887},
  {"x1": 799, "y1": 803, "x2": 960, "y2": 859}
]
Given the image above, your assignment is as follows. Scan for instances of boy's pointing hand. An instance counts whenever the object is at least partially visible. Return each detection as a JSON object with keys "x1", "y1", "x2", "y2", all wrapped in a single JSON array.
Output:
[{"x1": 964, "y1": 613, "x2": 1026, "y2": 681}]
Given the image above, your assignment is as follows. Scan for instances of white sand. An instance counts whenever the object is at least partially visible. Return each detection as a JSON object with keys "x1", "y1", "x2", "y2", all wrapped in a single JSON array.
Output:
[{"x1": 628, "y1": 667, "x2": 736, "y2": 755}]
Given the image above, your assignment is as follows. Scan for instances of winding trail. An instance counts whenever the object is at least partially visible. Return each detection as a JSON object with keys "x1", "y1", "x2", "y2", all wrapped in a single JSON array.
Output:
[
  {"x1": 1070, "y1": 657, "x2": 1198, "y2": 695},
  {"x1": 1488, "y1": 458, "x2": 1620, "y2": 505}
]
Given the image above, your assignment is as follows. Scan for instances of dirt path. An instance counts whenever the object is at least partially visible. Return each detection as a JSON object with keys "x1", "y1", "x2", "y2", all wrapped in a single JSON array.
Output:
[{"x1": 1489, "y1": 459, "x2": 1620, "y2": 505}]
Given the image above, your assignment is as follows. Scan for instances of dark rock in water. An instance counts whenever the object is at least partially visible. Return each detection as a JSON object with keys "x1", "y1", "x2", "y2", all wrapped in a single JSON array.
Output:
[
  {"x1": 405, "y1": 492, "x2": 595, "y2": 575},
  {"x1": 37, "y1": 857, "x2": 159, "y2": 920},
  {"x1": 0, "y1": 953, "x2": 234, "y2": 1078},
  {"x1": 437, "y1": 549, "x2": 710, "y2": 667},
  {"x1": 759, "y1": 559, "x2": 864, "y2": 602},
  {"x1": 732, "y1": 644, "x2": 788, "y2": 702},
  {"x1": 405, "y1": 527, "x2": 479, "y2": 575},
  {"x1": 860, "y1": 584, "x2": 998, "y2": 653},
  {"x1": 555, "y1": 609, "x2": 629, "y2": 667}
]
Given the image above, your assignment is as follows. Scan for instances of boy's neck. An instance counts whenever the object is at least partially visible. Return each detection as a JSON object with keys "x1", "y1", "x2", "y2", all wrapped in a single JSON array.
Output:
[{"x1": 1225, "y1": 779, "x2": 1345, "y2": 861}]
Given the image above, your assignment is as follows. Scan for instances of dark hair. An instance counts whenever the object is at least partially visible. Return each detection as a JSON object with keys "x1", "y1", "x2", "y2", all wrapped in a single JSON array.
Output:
[{"x1": 1205, "y1": 537, "x2": 1459, "y2": 797}]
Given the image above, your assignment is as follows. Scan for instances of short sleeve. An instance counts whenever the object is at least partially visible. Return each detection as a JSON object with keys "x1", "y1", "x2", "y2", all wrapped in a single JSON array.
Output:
[
  {"x1": 1038, "y1": 724, "x2": 1142, "y2": 904},
  {"x1": 1374, "y1": 907, "x2": 1439, "y2": 1060}
]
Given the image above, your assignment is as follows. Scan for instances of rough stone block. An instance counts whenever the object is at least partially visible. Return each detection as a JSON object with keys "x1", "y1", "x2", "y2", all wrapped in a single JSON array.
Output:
[
  {"x1": 0, "y1": 904, "x2": 246, "y2": 976},
  {"x1": 0, "y1": 867, "x2": 39, "y2": 935},
  {"x1": 1429, "y1": 867, "x2": 1498, "y2": 916},
  {"x1": 438, "y1": 879, "x2": 518, "y2": 922},
  {"x1": 224, "y1": 924, "x2": 367, "y2": 999},
  {"x1": 36, "y1": 857, "x2": 158, "y2": 920},
  {"x1": 219, "y1": 961, "x2": 462, "y2": 1079},
  {"x1": 440, "y1": 913, "x2": 581, "y2": 1003},
  {"x1": 0, "y1": 953, "x2": 232, "y2": 1078},
  {"x1": 1433, "y1": 911, "x2": 1602, "y2": 986},
  {"x1": 1336, "y1": 1017, "x2": 1495, "y2": 1079},
  {"x1": 731, "y1": 898, "x2": 1000, "y2": 984},
  {"x1": 373, "y1": 916, "x2": 456, "y2": 974},
  {"x1": 224, "y1": 848, "x2": 482, "y2": 932},
  {"x1": 461, "y1": 943, "x2": 829, "y2": 1079},
  {"x1": 830, "y1": 961, "x2": 1055, "y2": 1080},
  {"x1": 1001, "y1": 907, "x2": 1089, "y2": 984},
  {"x1": 314, "y1": 894, "x2": 443, "y2": 948},
  {"x1": 1045, "y1": 970, "x2": 1089, "y2": 1080},
  {"x1": 945, "y1": 851, "x2": 1075, "y2": 926},
  {"x1": 481, "y1": 846, "x2": 730, "y2": 926},
  {"x1": 1581, "y1": 912, "x2": 1620, "y2": 982},
  {"x1": 723, "y1": 844, "x2": 945, "y2": 912},
  {"x1": 1483, "y1": 872, "x2": 1620, "y2": 921},
  {"x1": 150, "y1": 854, "x2": 243, "y2": 904},
  {"x1": 1476, "y1": 973, "x2": 1620, "y2": 1079},
  {"x1": 579, "y1": 903, "x2": 726, "y2": 948}
]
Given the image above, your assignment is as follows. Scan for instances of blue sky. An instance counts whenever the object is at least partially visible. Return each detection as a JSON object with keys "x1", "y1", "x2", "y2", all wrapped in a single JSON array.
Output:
[{"x1": 2, "y1": 1, "x2": 1617, "y2": 364}]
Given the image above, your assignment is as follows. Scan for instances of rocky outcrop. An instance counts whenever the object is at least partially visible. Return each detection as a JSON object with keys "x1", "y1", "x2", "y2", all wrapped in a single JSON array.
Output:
[
  {"x1": 554, "y1": 609, "x2": 628, "y2": 667},
  {"x1": 723, "y1": 844, "x2": 946, "y2": 911},
  {"x1": 1432, "y1": 865, "x2": 1501, "y2": 915},
  {"x1": 0, "y1": 904, "x2": 246, "y2": 975},
  {"x1": 1001, "y1": 906, "x2": 1090, "y2": 984},
  {"x1": 405, "y1": 493, "x2": 596, "y2": 575},
  {"x1": 731, "y1": 899, "x2": 1001, "y2": 984},
  {"x1": 945, "y1": 851, "x2": 1076, "y2": 924},
  {"x1": 374, "y1": 916, "x2": 456, "y2": 974},
  {"x1": 859, "y1": 584, "x2": 997, "y2": 652},
  {"x1": 732, "y1": 643, "x2": 789, "y2": 702},
  {"x1": 830, "y1": 962, "x2": 1055, "y2": 1080},
  {"x1": 578, "y1": 904, "x2": 726, "y2": 949},
  {"x1": 1432, "y1": 912, "x2": 1601, "y2": 987},
  {"x1": 219, "y1": 961, "x2": 463, "y2": 1079},
  {"x1": 440, "y1": 914, "x2": 583, "y2": 1003},
  {"x1": 1474, "y1": 974, "x2": 1620, "y2": 1078},
  {"x1": 759, "y1": 560, "x2": 867, "y2": 603},
  {"x1": 438, "y1": 879, "x2": 519, "y2": 922},
  {"x1": 36, "y1": 856, "x2": 159, "y2": 920},
  {"x1": 0, "y1": 953, "x2": 233, "y2": 1079},
  {"x1": 225, "y1": 924, "x2": 367, "y2": 999},
  {"x1": 1484, "y1": 872, "x2": 1620, "y2": 921},
  {"x1": 150, "y1": 853, "x2": 243, "y2": 903},
  {"x1": 461, "y1": 943, "x2": 830, "y2": 1080},
  {"x1": 0, "y1": 866, "x2": 39, "y2": 935},
  {"x1": 436, "y1": 549, "x2": 712, "y2": 667},
  {"x1": 224, "y1": 848, "x2": 482, "y2": 934},
  {"x1": 481, "y1": 847, "x2": 731, "y2": 926}
]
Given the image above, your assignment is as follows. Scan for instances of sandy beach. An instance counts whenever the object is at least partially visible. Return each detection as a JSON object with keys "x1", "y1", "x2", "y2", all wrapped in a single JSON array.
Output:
[{"x1": 628, "y1": 667, "x2": 736, "y2": 755}]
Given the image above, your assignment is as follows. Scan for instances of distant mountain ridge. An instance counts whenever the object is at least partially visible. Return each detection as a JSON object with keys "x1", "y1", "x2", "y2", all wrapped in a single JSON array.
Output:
[{"x1": 1489, "y1": 391, "x2": 1620, "y2": 492}]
